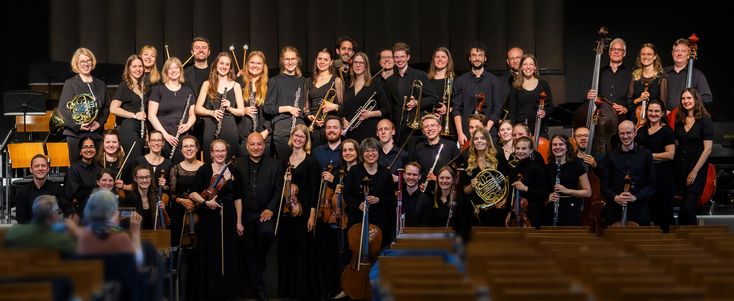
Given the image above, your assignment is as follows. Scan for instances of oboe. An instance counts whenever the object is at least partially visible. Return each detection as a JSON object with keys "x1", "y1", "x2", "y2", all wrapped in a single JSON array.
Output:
[
  {"x1": 169, "y1": 94, "x2": 192, "y2": 160},
  {"x1": 139, "y1": 85, "x2": 145, "y2": 139},
  {"x1": 291, "y1": 86, "x2": 302, "y2": 131},
  {"x1": 215, "y1": 87, "x2": 228, "y2": 138},
  {"x1": 553, "y1": 160, "x2": 561, "y2": 226},
  {"x1": 446, "y1": 168, "x2": 464, "y2": 228},
  {"x1": 249, "y1": 85, "x2": 257, "y2": 132}
]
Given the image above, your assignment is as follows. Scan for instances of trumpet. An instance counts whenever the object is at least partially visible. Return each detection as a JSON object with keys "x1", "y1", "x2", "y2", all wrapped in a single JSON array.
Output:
[
  {"x1": 406, "y1": 79, "x2": 423, "y2": 130},
  {"x1": 342, "y1": 92, "x2": 377, "y2": 136},
  {"x1": 308, "y1": 81, "x2": 336, "y2": 132},
  {"x1": 440, "y1": 73, "x2": 454, "y2": 136}
]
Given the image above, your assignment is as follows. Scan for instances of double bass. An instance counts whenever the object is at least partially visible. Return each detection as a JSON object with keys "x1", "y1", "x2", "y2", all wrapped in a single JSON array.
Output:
[{"x1": 341, "y1": 177, "x2": 382, "y2": 300}]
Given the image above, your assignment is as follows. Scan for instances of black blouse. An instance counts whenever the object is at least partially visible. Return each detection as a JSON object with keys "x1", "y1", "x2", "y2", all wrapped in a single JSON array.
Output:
[
  {"x1": 112, "y1": 81, "x2": 147, "y2": 123},
  {"x1": 674, "y1": 116, "x2": 714, "y2": 176},
  {"x1": 58, "y1": 74, "x2": 110, "y2": 135},
  {"x1": 343, "y1": 164, "x2": 396, "y2": 240},
  {"x1": 263, "y1": 74, "x2": 307, "y2": 124},
  {"x1": 148, "y1": 84, "x2": 195, "y2": 136},
  {"x1": 508, "y1": 79, "x2": 554, "y2": 131}
]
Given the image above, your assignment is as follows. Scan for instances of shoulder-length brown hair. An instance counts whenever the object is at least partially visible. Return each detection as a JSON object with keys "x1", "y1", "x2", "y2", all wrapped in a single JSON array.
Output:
[
  {"x1": 122, "y1": 54, "x2": 145, "y2": 93},
  {"x1": 549, "y1": 134, "x2": 575, "y2": 164},
  {"x1": 207, "y1": 52, "x2": 237, "y2": 101},
  {"x1": 512, "y1": 54, "x2": 539, "y2": 89},
  {"x1": 675, "y1": 87, "x2": 710, "y2": 125},
  {"x1": 427, "y1": 47, "x2": 454, "y2": 80}
]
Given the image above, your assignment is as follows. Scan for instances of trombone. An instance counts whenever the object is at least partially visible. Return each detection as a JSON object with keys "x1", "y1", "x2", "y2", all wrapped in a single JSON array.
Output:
[
  {"x1": 404, "y1": 79, "x2": 423, "y2": 130},
  {"x1": 342, "y1": 92, "x2": 377, "y2": 136},
  {"x1": 439, "y1": 73, "x2": 454, "y2": 136},
  {"x1": 308, "y1": 81, "x2": 337, "y2": 132}
]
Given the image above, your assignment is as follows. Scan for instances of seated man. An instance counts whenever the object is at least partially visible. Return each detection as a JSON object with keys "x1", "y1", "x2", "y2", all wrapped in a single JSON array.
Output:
[{"x1": 4, "y1": 195, "x2": 76, "y2": 256}]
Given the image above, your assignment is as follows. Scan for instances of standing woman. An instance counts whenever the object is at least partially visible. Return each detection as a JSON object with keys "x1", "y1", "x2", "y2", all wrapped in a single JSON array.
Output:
[
  {"x1": 429, "y1": 166, "x2": 460, "y2": 228},
  {"x1": 342, "y1": 52, "x2": 389, "y2": 142},
  {"x1": 168, "y1": 135, "x2": 204, "y2": 247},
  {"x1": 110, "y1": 54, "x2": 147, "y2": 158},
  {"x1": 636, "y1": 100, "x2": 675, "y2": 231},
  {"x1": 306, "y1": 48, "x2": 343, "y2": 147},
  {"x1": 508, "y1": 54, "x2": 553, "y2": 137},
  {"x1": 427, "y1": 47, "x2": 454, "y2": 137},
  {"x1": 139, "y1": 45, "x2": 161, "y2": 91},
  {"x1": 674, "y1": 88, "x2": 713, "y2": 225},
  {"x1": 64, "y1": 137, "x2": 102, "y2": 217},
  {"x1": 278, "y1": 124, "x2": 321, "y2": 300},
  {"x1": 461, "y1": 127, "x2": 505, "y2": 227},
  {"x1": 628, "y1": 43, "x2": 668, "y2": 124},
  {"x1": 195, "y1": 52, "x2": 246, "y2": 161},
  {"x1": 543, "y1": 135, "x2": 591, "y2": 226},
  {"x1": 188, "y1": 139, "x2": 244, "y2": 299},
  {"x1": 148, "y1": 58, "x2": 196, "y2": 160},
  {"x1": 120, "y1": 165, "x2": 159, "y2": 230},
  {"x1": 58, "y1": 48, "x2": 110, "y2": 163},
  {"x1": 263, "y1": 46, "x2": 307, "y2": 159},
  {"x1": 238, "y1": 51, "x2": 271, "y2": 154},
  {"x1": 343, "y1": 138, "x2": 396, "y2": 246}
]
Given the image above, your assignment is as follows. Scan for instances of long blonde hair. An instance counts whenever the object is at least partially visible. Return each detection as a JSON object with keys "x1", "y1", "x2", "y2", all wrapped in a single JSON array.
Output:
[
  {"x1": 243, "y1": 51, "x2": 269, "y2": 106},
  {"x1": 631, "y1": 43, "x2": 664, "y2": 81},
  {"x1": 467, "y1": 127, "x2": 498, "y2": 174},
  {"x1": 139, "y1": 45, "x2": 161, "y2": 84}
]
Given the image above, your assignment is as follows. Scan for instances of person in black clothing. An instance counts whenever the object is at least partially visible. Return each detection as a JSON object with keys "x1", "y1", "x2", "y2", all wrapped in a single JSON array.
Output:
[
  {"x1": 235, "y1": 132, "x2": 283, "y2": 301},
  {"x1": 120, "y1": 165, "x2": 159, "y2": 230},
  {"x1": 511, "y1": 123, "x2": 545, "y2": 164},
  {"x1": 342, "y1": 52, "x2": 390, "y2": 143},
  {"x1": 627, "y1": 43, "x2": 668, "y2": 125},
  {"x1": 305, "y1": 48, "x2": 343, "y2": 147},
  {"x1": 504, "y1": 136, "x2": 547, "y2": 229},
  {"x1": 263, "y1": 46, "x2": 308, "y2": 160},
  {"x1": 497, "y1": 47, "x2": 524, "y2": 121},
  {"x1": 408, "y1": 115, "x2": 460, "y2": 179},
  {"x1": 123, "y1": 131, "x2": 173, "y2": 190},
  {"x1": 344, "y1": 138, "x2": 396, "y2": 247},
  {"x1": 665, "y1": 38, "x2": 713, "y2": 110},
  {"x1": 184, "y1": 37, "x2": 212, "y2": 146},
  {"x1": 239, "y1": 51, "x2": 271, "y2": 157},
  {"x1": 139, "y1": 45, "x2": 161, "y2": 91},
  {"x1": 453, "y1": 43, "x2": 501, "y2": 146},
  {"x1": 64, "y1": 137, "x2": 102, "y2": 217},
  {"x1": 15, "y1": 154, "x2": 66, "y2": 223},
  {"x1": 94, "y1": 129, "x2": 126, "y2": 178},
  {"x1": 334, "y1": 36, "x2": 356, "y2": 85},
  {"x1": 313, "y1": 117, "x2": 343, "y2": 171},
  {"x1": 462, "y1": 127, "x2": 505, "y2": 227},
  {"x1": 601, "y1": 121, "x2": 656, "y2": 226},
  {"x1": 110, "y1": 54, "x2": 148, "y2": 158},
  {"x1": 400, "y1": 162, "x2": 432, "y2": 227},
  {"x1": 427, "y1": 47, "x2": 454, "y2": 137},
  {"x1": 373, "y1": 48, "x2": 395, "y2": 92},
  {"x1": 148, "y1": 58, "x2": 197, "y2": 160},
  {"x1": 508, "y1": 54, "x2": 553, "y2": 137},
  {"x1": 429, "y1": 166, "x2": 459, "y2": 227},
  {"x1": 377, "y1": 118, "x2": 407, "y2": 182},
  {"x1": 544, "y1": 135, "x2": 591, "y2": 226},
  {"x1": 95, "y1": 169, "x2": 117, "y2": 192},
  {"x1": 58, "y1": 47, "x2": 110, "y2": 163},
  {"x1": 636, "y1": 100, "x2": 675, "y2": 232},
  {"x1": 386, "y1": 42, "x2": 439, "y2": 144},
  {"x1": 674, "y1": 88, "x2": 713, "y2": 225},
  {"x1": 587, "y1": 38, "x2": 631, "y2": 118}
]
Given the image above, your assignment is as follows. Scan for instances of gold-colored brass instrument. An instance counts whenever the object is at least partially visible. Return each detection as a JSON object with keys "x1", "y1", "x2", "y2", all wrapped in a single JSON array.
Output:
[
  {"x1": 308, "y1": 81, "x2": 337, "y2": 132},
  {"x1": 407, "y1": 79, "x2": 423, "y2": 130},
  {"x1": 440, "y1": 73, "x2": 454, "y2": 136},
  {"x1": 342, "y1": 92, "x2": 377, "y2": 136},
  {"x1": 49, "y1": 93, "x2": 99, "y2": 134},
  {"x1": 471, "y1": 168, "x2": 509, "y2": 215}
]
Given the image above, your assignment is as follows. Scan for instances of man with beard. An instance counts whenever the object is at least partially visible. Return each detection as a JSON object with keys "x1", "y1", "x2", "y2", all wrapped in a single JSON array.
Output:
[
  {"x1": 601, "y1": 120, "x2": 656, "y2": 226},
  {"x1": 184, "y1": 37, "x2": 212, "y2": 145},
  {"x1": 452, "y1": 42, "x2": 501, "y2": 147},
  {"x1": 386, "y1": 42, "x2": 439, "y2": 144},
  {"x1": 15, "y1": 154, "x2": 67, "y2": 223},
  {"x1": 665, "y1": 38, "x2": 713, "y2": 110},
  {"x1": 400, "y1": 162, "x2": 433, "y2": 227},
  {"x1": 313, "y1": 116, "x2": 343, "y2": 170},
  {"x1": 334, "y1": 36, "x2": 356, "y2": 85},
  {"x1": 587, "y1": 38, "x2": 631, "y2": 117},
  {"x1": 497, "y1": 47, "x2": 524, "y2": 121},
  {"x1": 408, "y1": 115, "x2": 460, "y2": 179},
  {"x1": 235, "y1": 132, "x2": 284, "y2": 301},
  {"x1": 573, "y1": 126, "x2": 603, "y2": 170},
  {"x1": 377, "y1": 118, "x2": 407, "y2": 182}
]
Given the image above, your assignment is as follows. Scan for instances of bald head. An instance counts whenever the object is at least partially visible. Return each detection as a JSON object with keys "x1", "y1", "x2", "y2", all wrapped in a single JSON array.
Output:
[
  {"x1": 247, "y1": 132, "x2": 265, "y2": 160},
  {"x1": 618, "y1": 120, "x2": 636, "y2": 148}
]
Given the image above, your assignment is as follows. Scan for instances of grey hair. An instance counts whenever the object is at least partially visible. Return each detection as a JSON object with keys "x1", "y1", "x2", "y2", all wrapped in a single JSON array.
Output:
[
  {"x1": 32, "y1": 195, "x2": 59, "y2": 223},
  {"x1": 610, "y1": 38, "x2": 627, "y2": 51},
  {"x1": 84, "y1": 190, "x2": 119, "y2": 222},
  {"x1": 360, "y1": 137, "x2": 382, "y2": 153}
]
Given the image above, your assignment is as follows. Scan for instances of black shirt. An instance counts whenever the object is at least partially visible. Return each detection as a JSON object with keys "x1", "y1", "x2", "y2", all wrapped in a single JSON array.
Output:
[
  {"x1": 379, "y1": 145, "x2": 408, "y2": 176},
  {"x1": 401, "y1": 187, "x2": 432, "y2": 227},
  {"x1": 236, "y1": 157, "x2": 284, "y2": 213},
  {"x1": 674, "y1": 116, "x2": 714, "y2": 179},
  {"x1": 598, "y1": 64, "x2": 632, "y2": 106},
  {"x1": 343, "y1": 164, "x2": 396, "y2": 244},
  {"x1": 508, "y1": 79, "x2": 554, "y2": 133},
  {"x1": 112, "y1": 81, "x2": 147, "y2": 124},
  {"x1": 64, "y1": 160, "x2": 102, "y2": 216},
  {"x1": 14, "y1": 180, "x2": 66, "y2": 223},
  {"x1": 665, "y1": 66, "x2": 713, "y2": 109},
  {"x1": 148, "y1": 84, "x2": 195, "y2": 136},
  {"x1": 408, "y1": 138, "x2": 460, "y2": 177},
  {"x1": 263, "y1": 74, "x2": 307, "y2": 124},
  {"x1": 58, "y1": 74, "x2": 110, "y2": 136},
  {"x1": 601, "y1": 144, "x2": 656, "y2": 202},
  {"x1": 452, "y1": 69, "x2": 501, "y2": 134},
  {"x1": 385, "y1": 67, "x2": 439, "y2": 128},
  {"x1": 184, "y1": 65, "x2": 211, "y2": 98},
  {"x1": 495, "y1": 71, "x2": 517, "y2": 120}
]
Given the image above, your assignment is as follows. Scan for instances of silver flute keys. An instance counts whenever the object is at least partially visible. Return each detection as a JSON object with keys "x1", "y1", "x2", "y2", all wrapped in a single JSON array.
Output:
[
  {"x1": 215, "y1": 87, "x2": 228, "y2": 138},
  {"x1": 553, "y1": 161, "x2": 561, "y2": 226},
  {"x1": 291, "y1": 86, "x2": 302, "y2": 131},
  {"x1": 249, "y1": 88, "x2": 257, "y2": 132}
]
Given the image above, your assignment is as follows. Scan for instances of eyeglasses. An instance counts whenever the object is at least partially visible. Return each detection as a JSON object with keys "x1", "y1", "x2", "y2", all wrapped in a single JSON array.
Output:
[
  {"x1": 352, "y1": 61, "x2": 366, "y2": 66},
  {"x1": 136, "y1": 175, "x2": 151, "y2": 180},
  {"x1": 78, "y1": 59, "x2": 93, "y2": 66},
  {"x1": 81, "y1": 145, "x2": 96, "y2": 149},
  {"x1": 610, "y1": 47, "x2": 625, "y2": 53}
]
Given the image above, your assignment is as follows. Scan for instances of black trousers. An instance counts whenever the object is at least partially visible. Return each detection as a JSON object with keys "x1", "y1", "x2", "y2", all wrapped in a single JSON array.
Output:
[{"x1": 242, "y1": 211, "x2": 275, "y2": 295}]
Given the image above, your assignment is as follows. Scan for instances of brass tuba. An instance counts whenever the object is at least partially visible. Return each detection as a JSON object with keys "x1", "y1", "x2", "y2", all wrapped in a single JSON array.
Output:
[
  {"x1": 49, "y1": 93, "x2": 98, "y2": 134},
  {"x1": 472, "y1": 168, "x2": 509, "y2": 214},
  {"x1": 406, "y1": 79, "x2": 423, "y2": 129}
]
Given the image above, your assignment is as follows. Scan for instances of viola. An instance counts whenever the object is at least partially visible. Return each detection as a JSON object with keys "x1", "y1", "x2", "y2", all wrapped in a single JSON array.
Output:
[
  {"x1": 506, "y1": 173, "x2": 531, "y2": 227},
  {"x1": 341, "y1": 177, "x2": 382, "y2": 300},
  {"x1": 201, "y1": 158, "x2": 235, "y2": 203},
  {"x1": 611, "y1": 174, "x2": 640, "y2": 227},
  {"x1": 281, "y1": 164, "x2": 303, "y2": 217},
  {"x1": 329, "y1": 168, "x2": 348, "y2": 230},
  {"x1": 534, "y1": 91, "x2": 550, "y2": 163}
]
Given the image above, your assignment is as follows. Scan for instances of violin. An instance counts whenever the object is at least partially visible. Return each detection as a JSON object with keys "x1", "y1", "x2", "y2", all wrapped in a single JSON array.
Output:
[
  {"x1": 634, "y1": 82, "x2": 650, "y2": 129},
  {"x1": 341, "y1": 177, "x2": 382, "y2": 300},
  {"x1": 201, "y1": 158, "x2": 235, "y2": 203},
  {"x1": 332, "y1": 169, "x2": 349, "y2": 254},
  {"x1": 611, "y1": 174, "x2": 640, "y2": 227},
  {"x1": 534, "y1": 91, "x2": 550, "y2": 163},
  {"x1": 505, "y1": 173, "x2": 531, "y2": 227},
  {"x1": 154, "y1": 169, "x2": 170, "y2": 230},
  {"x1": 316, "y1": 164, "x2": 335, "y2": 224},
  {"x1": 281, "y1": 164, "x2": 303, "y2": 217},
  {"x1": 474, "y1": 92, "x2": 486, "y2": 115}
]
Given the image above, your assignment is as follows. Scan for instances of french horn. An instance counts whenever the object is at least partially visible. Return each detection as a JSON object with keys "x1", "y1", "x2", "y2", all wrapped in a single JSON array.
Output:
[{"x1": 49, "y1": 93, "x2": 98, "y2": 134}]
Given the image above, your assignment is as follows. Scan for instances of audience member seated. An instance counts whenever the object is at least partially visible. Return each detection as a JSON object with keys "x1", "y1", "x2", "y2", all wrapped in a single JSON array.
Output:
[
  {"x1": 4, "y1": 195, "x2": 76, "y2": 256},
  {"x1": 76, "y1": 190, "x2": 143, "y2": 264}
]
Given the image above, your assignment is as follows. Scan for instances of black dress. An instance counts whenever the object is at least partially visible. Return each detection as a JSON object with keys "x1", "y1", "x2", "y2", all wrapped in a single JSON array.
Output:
[
  {"x1": 123, "y1": 156, "x2": 173, "y2": 187},
  {"x1": 168, "y1": 163, "x2": 201, "y2": 247},
  {"x1": 113, "y1": 81, "x2": 147, "y2": 158},
  {"x1": 193, "y1": 164, "x2": 243, "y2": 299},
  {"x1": 342, "y1": 83, "x2": 389, "y2": 143},
  {"x1": 343, "y1": 164, "x2": 396, "y2": 245},
  {"x1": 636, "y1": 125, "x2": 675, "y2": 231},
  {"x1": 508, "y1": 79, "x2": 553, "y2": 137},
  {"x1": 542, "y1": 159, "x2": 587, "y2": 226},
  {"x1": 428, "y1": 190, "x2": 456, "y2": 227},
  {"x1": 119, "y1": 188, "x2": 157, "y2": 230},
  {"x1": 202, "y1": 83, "x2": 241, "y2": 161},
  {"x1": 148, "y1": 84, "x2": 195, "y2": 158},
  {"x1": 306, "y1": 75, "x2": 339, "y2": 147},
  {"x1": 627, "y1": 75, "x2": 668, "y2": 124},
  {"x1": 674, "y1": 116, "x2": 713, "y2": 225},
  {"x1": 278, "y1": 155, "x2": 320, "y2": 299}
]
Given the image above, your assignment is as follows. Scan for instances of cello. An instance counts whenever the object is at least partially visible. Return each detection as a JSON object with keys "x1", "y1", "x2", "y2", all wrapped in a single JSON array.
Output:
[
  {"x1": 533, "y1": 91, "x2": 550, "y2": 163},
  {"x1": 341, "y1": 177, "x2": 382, "y2": 300}
]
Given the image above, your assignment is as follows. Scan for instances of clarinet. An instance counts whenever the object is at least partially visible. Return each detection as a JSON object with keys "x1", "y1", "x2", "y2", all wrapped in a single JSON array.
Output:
[
  {"x1": 396, "y1": 168, "x2": 404, "y2": 240},
  {"x1": 215, "y1": 87, "x2": 228, "y2": 138},
  {"x1": 169, "y1": 95, "x2": 192, "y2": 160},
  {"x1": 139, "y1": 85, "x2": 145, "y2": 139},
  {"x1": 290, "y1": 86, "x2": 302, "y2": 131},
  {"x1": 249, "y1": 87, "x2": 258, "y2": 132},
  {"x1": 446, "y1": 168, "x2": 464, "y2": 228},
  {"x1": 553, "y1": 160, "x2": 561, "y2": 226}
]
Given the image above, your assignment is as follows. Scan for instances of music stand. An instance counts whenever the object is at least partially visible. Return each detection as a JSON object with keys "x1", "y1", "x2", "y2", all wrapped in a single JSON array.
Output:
[{"x1": 3, "y1": 90, "x2": 46, "y2": 133}]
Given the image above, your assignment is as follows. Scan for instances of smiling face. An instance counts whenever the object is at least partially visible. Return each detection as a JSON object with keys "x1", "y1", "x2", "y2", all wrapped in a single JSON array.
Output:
[
  {"x1": 376, "y1": 119, "x2": 395, "y2": 144},
  {"x1": 192, "y1": 41, "x2": 210, "y2": 61},
  {"x1": 499, "y1": 122, "x2": 513, "y2": 143},
  {"x1": 181, "y1": 137, "x2": 198, "y2": 160},
  {"x1": 680, "y1": 90, "x2": 695, "y2": 111},
  {"x1": 433, "y1": 50, "x2": 449, "y2": 70},
  {"x1": 80, "y1": 139, "x2": 96, "y2": 161},
  {"x1": 341, "y1": 141, "x2": 358, "y2": 164},
  {"x1": 618, "y1": 121, "x2": 636, "y2": 147},
  {"x1": 148, "y1": 132, "x2": 164, "y2": 154},
  {"x1": 639, "y1": 46, "x2": 656, "y2": 68},
  {"x1": 362, "y1": 147, "x2": 379, "y2": 165},
  {"x1": 129, "y1": 58, "x2": 144, "y2": 80},
  {"x1": 97, "y1": 172, "x2": 115, "y2": 191},
  {"x1": 506, "y1": 48, "x2": 523, "y2": 72},
  {"x1": 520, "y1": 56, "x2": 537, "y2": 78},
  {"x1": 393, "y1": 50, "x2": 409, "y2": 70},
  {"x1": 551, "y1": 137, "x2": 567, "y2": 160},
  {"x1": 140, "y1": 49, "x2": 156, "y2": 69},
  {"x1": 646, "y1": 102, "x2": 663, "y2": 124},
  {"x1": 437, "y1": 169, "x2": 454, "y2": 191},
  {"x1": 672, "y1": 43, "x2": 690, "y2": 66},
  {"x1": 316, "y1": 51, "x2": 332, "y2": 73},
  {"x1": 77, "y1": 54, "x2": 93, "y2": 76},
  {"x1": 282, "y1": 50, "x2": 299, "y2": 74},
  {"x1": 290, "y1": 129, "x2": 307, "y2": 150},
  {"x1": 324, "y1": 119, "x2": 342, "y2": 143},
  {"x1": 246, "y1": 134, "x2": 264, "y2": 160},
  {"x1": 337, "y1": 40, "x2": 354, "y2": 63},
  {"x1": 30, "y1": 157, "x2": 49, "y2": 180},
  {"x1": 468, "y1": 119, "x2": 484, "y2": 139},
  {"x1": 609, "y1": 41, "x2": 626, "y2": 64},
  {"x1": 379, "y1": 50, "x2": 394, "y2": 70},
  {"x1": 134, "y1": 168, "x2": 151, "y2": 190},
  {"x1": 574, "y1": 127, "x2": 590, "y2": 150},
  {"x1": 352, "y1": 55, "x2": 367, "y2": 76},
  {"x1": 473, "y1": 131, "x2": 488, "y2": 152},
  {"x1": 166, "y1": 63, "x2": 181, "y2": 82},
  {"x1": 514, "y1": 140, "x2": 532, "y2": 160},
  {"x1": 103, "y1": 134, "x2": 120, "y2": 156},
  {"x1": 422, "y1": 118, "x2": 441, "y2": 140},
  {"x1": 248, "y1": 54, "x2": 264, "y2": 77},
  {"x1": 403, "y1": 164, "x2": 420, "y2": 188},
  {"x1": 216, "y1": 55, "x2": 232, "y2": 77},
  {"x1": 210, "y1": 141, "x2": 228, "y2": 163}
]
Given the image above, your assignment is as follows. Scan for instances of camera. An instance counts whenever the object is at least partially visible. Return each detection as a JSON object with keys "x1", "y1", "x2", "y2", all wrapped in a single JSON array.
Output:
[{"x1": 118, "y1": 207, "x2": 136, "y2": 229}]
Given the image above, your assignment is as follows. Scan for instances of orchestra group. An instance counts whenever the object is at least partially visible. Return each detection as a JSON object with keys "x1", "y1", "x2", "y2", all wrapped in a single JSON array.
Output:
[{"x1": 9, "y1": 34, "x2": 715, "y2": 300}]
